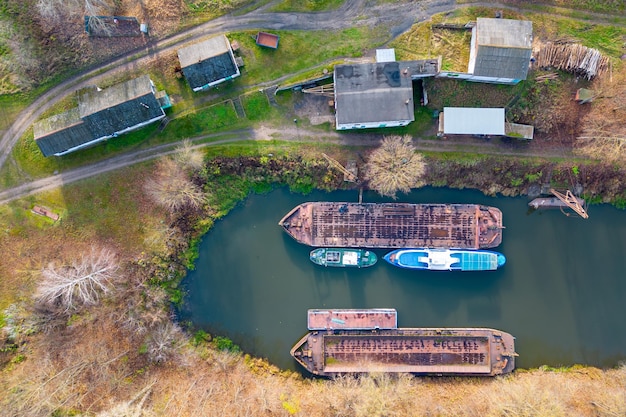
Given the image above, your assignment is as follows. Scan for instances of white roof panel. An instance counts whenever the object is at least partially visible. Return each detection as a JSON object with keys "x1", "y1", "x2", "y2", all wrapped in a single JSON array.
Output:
[
  {"x1": 443, "y1": 107, "x2": 505, "y2": 135},
  {"x1": 376, "y1": 49, "x2": 396, "y2": 63}
]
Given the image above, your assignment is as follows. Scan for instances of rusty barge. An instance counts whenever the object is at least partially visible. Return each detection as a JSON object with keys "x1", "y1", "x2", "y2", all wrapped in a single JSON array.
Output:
[
  {"x1": 291, "y1": 327, "x2": 517, "y2": 377},
  {"x1": 279, "y1": 202, "x2": 503, "y2": 249},
  {"x1": 307, "y1": 309, "x2": 398, "y2": 331}
]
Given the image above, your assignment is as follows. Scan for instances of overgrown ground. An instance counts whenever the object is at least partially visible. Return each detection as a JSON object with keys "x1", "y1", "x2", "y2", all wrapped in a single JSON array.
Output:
[
  {"x1": 2, "y1": 146, "x2": 626, "y2": 416},
  {"x1": 2, "y1": 1, "x2": 626, "y2": 416}
]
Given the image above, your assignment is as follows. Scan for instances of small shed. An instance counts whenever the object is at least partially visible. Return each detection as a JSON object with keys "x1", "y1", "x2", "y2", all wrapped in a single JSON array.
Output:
[
  {"x1": 177, "y1": 35, "x2": 240, "y2": 92},
  {"x1": 438, "y1": 107, "x2": 534, "y2": 139},
  {"x1": 34, "y1": 76, "x2": 168, "y2": 156},
  {"x1": 441, "y1": 107, "x2": 506, "y2": 136},
  {"x1": 255, "y1": 32, "x2": 279, "y2": 49},
  {"x1": 469, "y1": 18, "x2": 533, "y2": 82}
]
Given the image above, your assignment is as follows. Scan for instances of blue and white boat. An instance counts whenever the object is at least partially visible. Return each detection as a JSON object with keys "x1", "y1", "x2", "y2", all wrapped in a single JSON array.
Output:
[{"x1": 383, "y1": 248, "x2": 506, "y2": 271}]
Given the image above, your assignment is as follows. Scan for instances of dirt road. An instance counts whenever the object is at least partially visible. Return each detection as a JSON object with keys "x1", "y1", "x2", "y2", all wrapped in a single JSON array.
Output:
[
  {"x1": 0, "y1": 0, "x2": 619, "y2": 204},
  {"x1": 0, "y1": 124, "x2": 575, "y2": 205}
]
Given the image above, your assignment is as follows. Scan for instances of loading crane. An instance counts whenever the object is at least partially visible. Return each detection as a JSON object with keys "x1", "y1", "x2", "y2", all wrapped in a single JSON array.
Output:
[
  {"x1": 321, "y1": 153, "x2": 358, "y2": 183},
  {"x1": 550, "y1": 188, "x2": 589, "y2": 219}
]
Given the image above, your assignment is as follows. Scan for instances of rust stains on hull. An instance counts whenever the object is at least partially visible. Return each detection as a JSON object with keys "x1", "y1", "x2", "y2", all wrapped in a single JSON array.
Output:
[
  {"x1": 279, "y1": 202, "x2": 503, "y2": 249},
  {"x1": 291, "y1": 328, "x2": 517, "y2": 377}
]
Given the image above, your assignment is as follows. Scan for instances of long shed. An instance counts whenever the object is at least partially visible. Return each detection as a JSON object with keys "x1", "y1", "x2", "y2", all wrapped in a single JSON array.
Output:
[
  {"x1": 177, "y1": 35, "x2": 240, "y2": 92},
  {"x1": 441, "y1": 107, "x2": 506, "y2": 135},
  {"x1": 34, "y1": 75, "x2": 167, "y2": 156}
]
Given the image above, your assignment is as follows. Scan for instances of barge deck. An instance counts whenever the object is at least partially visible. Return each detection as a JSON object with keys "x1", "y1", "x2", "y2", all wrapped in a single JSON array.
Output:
[
  {"x1": 307, "y1": 309, "x2": 397, "y2": 331},
  {"x1": 279, "y1": 202, "x2": 503, "y2": 249},
  {"x1": 291, "y1": 327, "x2": 516, "y2": 377}
]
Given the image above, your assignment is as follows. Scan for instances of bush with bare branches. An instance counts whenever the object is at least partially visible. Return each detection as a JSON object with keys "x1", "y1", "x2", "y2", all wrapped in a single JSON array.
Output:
[
  {"x1": 364, "y1": 135, "x2": 426, "y2": 199},
  {"x1": 144, "y1": 158, "x2": 205, "y2": 212},
  {"x1": 173, "y1": 139, "x2": 205, "y2": 174},
  {"x1": 146, "y1": 321, "x2": 184, "y2": 363},
  {"x1": 36, "y1": 247, "x2": 119, "y2": 313}
]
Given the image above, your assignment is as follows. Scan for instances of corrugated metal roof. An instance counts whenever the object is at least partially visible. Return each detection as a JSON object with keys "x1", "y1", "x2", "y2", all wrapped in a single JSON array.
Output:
[
  {"x1": 476, "y1": 18, "x2": 532, "y2": 48},
  {"x1": 181, "y1": 52, "x2": 239, "y2": 90},
  {"x1": 34, "y1": 76, "x2": 165, "y2": 156},
  {"x1": 334, "y1": 62, "x2": 414, "y2": 125},
  {"x1": 443, "y1": 107, "x2": 505, "y2": 135},
  {"x1": 177, "y1": 35, "x2": 239, "y2": 90},
  {"x1": 79, "y1": 75, "x2": 154, "y2": 118},
  {"x1": 177, "y1": 35, "x2": 231, "y2": 68},
  {"x1": 82, "y1": 92, "x2": 163, "y2": 138},
  {"x1": 34, "y1": 107, "x2": 83, "y2": 139},
  {"x1": 376, "y1": 49, "x2": 396, "y2": 63},
  {"x1": 472, "y1": 18, "x2": 532, "y2": 80}
]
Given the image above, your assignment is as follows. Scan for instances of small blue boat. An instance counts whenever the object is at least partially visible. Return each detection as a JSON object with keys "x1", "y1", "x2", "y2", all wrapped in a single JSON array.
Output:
[{"x1": 383, "y1": 248, "x2": 506, "y2": 271}]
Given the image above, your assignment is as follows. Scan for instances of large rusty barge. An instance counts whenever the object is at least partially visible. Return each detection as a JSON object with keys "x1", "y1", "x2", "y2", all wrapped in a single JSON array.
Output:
[
  {"x1": 291, "y1": 327, "x2": 517, "y2": 377},
  {"x1": 279, "y1": 202, "x2": 503, "y2": 249}
]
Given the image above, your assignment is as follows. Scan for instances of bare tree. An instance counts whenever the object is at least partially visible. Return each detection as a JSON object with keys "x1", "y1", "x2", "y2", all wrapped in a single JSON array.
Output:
[
  {"x1": 37, "y1": 0, "x2": 114, "y2": 20},
  {"x1": 36, "y1": 247, "x2": 119, "y2": 313},
  {"x1": 173, "y1": 139, "x2": 205, "y2": 174},
  {"x1": 364, "y1": 135, "x2": 426, "y2": 199},
  {"x1": 91, "y1": 382, "x2": 155, "y2": 417},
  {"x1": 145, "y1": 157, "x2": 205, "y2": 212},
  {"x1": 146, "y1": 321, "x2": 183, "y2": 363},
  {"x1": 37, "y1": 0, "x2": 115, "y2": 36}
]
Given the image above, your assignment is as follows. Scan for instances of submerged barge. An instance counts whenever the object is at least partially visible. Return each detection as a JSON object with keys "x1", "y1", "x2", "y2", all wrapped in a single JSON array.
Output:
[
  {"x1": 279, "y1": 202, "x2": 503, "y2": 249},
  {"x1": 291, "y1": 327, "x2": 516, "y2": 377}
]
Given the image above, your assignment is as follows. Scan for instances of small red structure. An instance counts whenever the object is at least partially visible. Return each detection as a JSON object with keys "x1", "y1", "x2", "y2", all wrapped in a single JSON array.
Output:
[
  {"x1": 32, "y1": 205, "x2": 59, "y2": 221},
  {"x1": 255, "y1": 32, "x2": 279, "y2": 49}
]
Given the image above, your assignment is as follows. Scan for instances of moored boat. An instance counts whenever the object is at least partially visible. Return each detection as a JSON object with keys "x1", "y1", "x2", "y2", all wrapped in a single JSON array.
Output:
[
  {"x1": 291, "y1": 327, "x2": 517, "y2": 377},
  {"x1": 310, "y1": 248, "x2": 377, "y2": 268},
  {"x1": 384, "y1": 248, "x2": 506, "y2": 271},
  {"x1": 279, "y1": 202, "x2": 503, "y2": 249}
]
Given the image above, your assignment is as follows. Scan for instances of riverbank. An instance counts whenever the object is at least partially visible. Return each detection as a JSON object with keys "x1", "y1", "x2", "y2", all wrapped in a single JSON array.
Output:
[{"x1": 2, "y1": 146, "x2": 626, "y2": 416}]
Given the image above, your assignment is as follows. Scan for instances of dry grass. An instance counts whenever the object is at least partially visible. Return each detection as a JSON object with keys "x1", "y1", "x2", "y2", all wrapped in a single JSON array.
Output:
[
  {"x1": 1, "y1": 154, "x2": 626, "y2": 417},
  {"x1": 575, "y1": 62, "x2": 626, "y2": 163}
]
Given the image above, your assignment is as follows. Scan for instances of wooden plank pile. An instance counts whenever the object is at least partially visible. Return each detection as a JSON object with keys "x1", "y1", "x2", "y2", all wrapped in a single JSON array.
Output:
[{"x1": 534, "y1": 40, "x2": 609, "y2": 79}]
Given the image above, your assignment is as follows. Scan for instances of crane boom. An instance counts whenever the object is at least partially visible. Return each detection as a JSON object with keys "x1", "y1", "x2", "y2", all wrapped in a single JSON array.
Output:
[
  {"x1": 549, "y1": 188, "x2": 589, "y2": 219},
  {"x1": 321, "y1": 153, "x2": 358, "y2": 182}
]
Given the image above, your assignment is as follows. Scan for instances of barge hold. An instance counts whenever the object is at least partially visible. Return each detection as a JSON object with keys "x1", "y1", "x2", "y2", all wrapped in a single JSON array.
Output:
[
  {"x1": 291, "y1": 327, "x2": 516, "y2": 377},
  {"x1": 307, "y1": 309, "x2": 397, "y2": 331},
  {"x1": 279, "y1": 202, "x2": 503, "y2": 249}
]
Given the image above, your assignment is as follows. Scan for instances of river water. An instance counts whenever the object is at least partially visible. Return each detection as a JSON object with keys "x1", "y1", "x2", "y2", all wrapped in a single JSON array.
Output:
[{"x1": 178, "y1": 187, "x2": 626, "y2": 370}]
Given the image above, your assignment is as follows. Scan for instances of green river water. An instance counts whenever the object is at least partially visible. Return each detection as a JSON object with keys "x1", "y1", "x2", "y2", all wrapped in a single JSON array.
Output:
[{"x1": 178, "y1": 187, "x2": 626, "y2": 371}]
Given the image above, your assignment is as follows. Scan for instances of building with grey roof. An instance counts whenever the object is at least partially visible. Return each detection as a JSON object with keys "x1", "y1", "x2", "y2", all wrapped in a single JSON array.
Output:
[
  {"x1": 438, "y1": 107, "x2": 533, "y2": 139},
  {"x1": 34, "y1": 75, "x2": 168, "y2": 157},
  {"x1": 333, "y1": 63, "x2": 408, "y2": 130},
  {"x1": 177, "y1": 35, "x2": 240, "y2": 92},
  {"x1": 438, "y1": 18, "x2": 533, "y2": 85},
  {"x1": 333, "y1": 57, "x2": 439, "y2": 130}
]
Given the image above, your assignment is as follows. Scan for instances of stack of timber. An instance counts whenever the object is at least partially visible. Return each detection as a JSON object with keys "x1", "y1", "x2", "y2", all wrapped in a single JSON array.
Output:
[
  {"x1": 279, "y1": 202, "x2": 503, "y2": 249},
  {"x1": 534, "y1": 40, "x2": 609, "y2": 79},
  {"x1": 291, "y1": 327, "x2": 517, "y2": 377}
]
